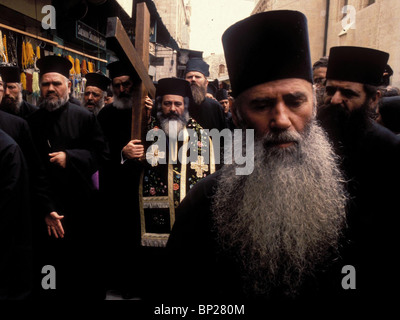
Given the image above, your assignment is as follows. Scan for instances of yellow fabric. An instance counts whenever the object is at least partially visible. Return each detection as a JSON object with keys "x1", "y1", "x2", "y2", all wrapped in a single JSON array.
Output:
[
  {"x1": 75, "y1": 58, "x2": 80, "y2": 74},
  {"x1": 20, "y1": 72, "x2": 26, "y2": 90}
]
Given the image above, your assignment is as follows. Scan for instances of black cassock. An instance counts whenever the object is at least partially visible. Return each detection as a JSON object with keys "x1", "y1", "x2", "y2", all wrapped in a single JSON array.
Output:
[
  {"x1": 318, "y1": 108, "x2": 400, "y2": 305},
  {"x1": 97, "y1": 104, "x2": 143, "y2": 295},
  {"x1": 164, "y1": 121, "x2": 400, "y2": 307},
  {"x1": 188, "y1": 97, "x2": 227, "y2": 132},
  {"x1": 28, "y1": 102, "x2": 108, "y2": 299},
  {"x1": 0, "y1": 129, "x2": 32, "y2": 300}
]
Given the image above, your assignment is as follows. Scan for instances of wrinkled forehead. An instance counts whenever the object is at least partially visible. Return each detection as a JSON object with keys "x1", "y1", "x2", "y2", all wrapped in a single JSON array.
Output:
[
  {"x1": 162, "y1": 94, "x2": 185, "y2": 102},
  {"x1": 85, "y1": 86, "x2": 104, "y2": 94},
  {"x1": 240, "y1": 78, "x2": 314, "y2": 100},
  {"x1": 40, "y1": 72, "x2": 67, "y2": 83}
]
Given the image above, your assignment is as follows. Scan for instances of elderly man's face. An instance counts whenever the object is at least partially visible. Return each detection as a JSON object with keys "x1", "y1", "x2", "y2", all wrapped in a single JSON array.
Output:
[
  {"x1": 84, "y1": 86, "x2": 103, "y2": 112},
  {"x1": 40, "y1": 72, "x2": 70, "y2": 102},
  {"x1": 112, "y1": 75, "x2": 134, "y2": 98},
  {"x1": 161, "y1": 95, "x2": 185, "y2": 117},
  {"x1": 2, "y1": 82, "x2": 21, "y2": 106},
  {"x1": 235, "y1": 78, "x2": 314, "y2": 145},
  {"x1": 324, "y1": 80, "x2": 368, "y2": 112}
]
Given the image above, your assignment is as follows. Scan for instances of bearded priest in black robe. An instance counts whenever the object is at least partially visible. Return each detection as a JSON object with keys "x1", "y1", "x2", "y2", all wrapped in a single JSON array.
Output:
[{"x1": 27, "y1": 55, "x2": 108, "y2": 300}]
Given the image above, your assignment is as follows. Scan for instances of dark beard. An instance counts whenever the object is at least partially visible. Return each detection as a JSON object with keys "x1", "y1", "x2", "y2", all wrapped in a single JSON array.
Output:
[
  {"x1": 39, "y1": 94, "x2": 69, "y2": 112},
  {"x1": 317, "y1": 101, "x2": 372, "y2": 155},
  {"x1": 191, "y1": 84, "x2": 206, "y2": 105},
  {"x1": 0, "y1": 94, "x2": 22, "y2": 115},
  {"x1": 212, "y1": 121, "x2": 347, "y2": 298}
]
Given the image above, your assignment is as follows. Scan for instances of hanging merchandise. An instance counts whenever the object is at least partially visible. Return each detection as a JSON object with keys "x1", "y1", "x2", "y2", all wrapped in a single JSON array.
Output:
[
  {"x1": 75, "y1": 57, "x2": 81, "y2": 75},
  {"x1": 0, "y1": 30, "x2": 5, "y2": 63},
  {"x1": 6, "y1": 32, "x2": 17, "y2": 65},
  {"x1": 2, "y1": 33, "x2": 8, "y2": 62},
  {"x1": 88, "y1": 61, "x2": 93, "y2": 73},
  {"x1": 25, "y1": 41, "x2": 35, "y2": 68},
  {"x1": 32, "y1": 71, "x2": 40, "y2": 97},
  {"x1": 67, "y1": 55, "x2": 75, "y2": 75},
  {"x1": 81, "y1": 59, "x2": 88, "y2": 75},
  {"x1": 20, "y1": 72, "x2": 26, "y2": 90},
  {"x1": 36, "y1": 46, "x2": 41, "y2": 59}
]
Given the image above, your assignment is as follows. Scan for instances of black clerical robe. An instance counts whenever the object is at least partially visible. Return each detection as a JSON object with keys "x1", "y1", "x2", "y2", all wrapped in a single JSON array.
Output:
[
  {"x1": 0, "y1": 100, "x2": 38, "y2": 119},
  {"x1": 0, "y1": 129, "x2": 32, "y2": 300},
  {"x1": 189, "y1": 97, "x2": 227, "y2": 131},
  {"x1": 27, "y1": 102, "x2": 108, "y2": 299},
  {"x1": 97, "y1": 104, "x2": 142, "y2": 293},
  {"x1": 0, "y1": 110, "x2": 55, "y2": 216}
]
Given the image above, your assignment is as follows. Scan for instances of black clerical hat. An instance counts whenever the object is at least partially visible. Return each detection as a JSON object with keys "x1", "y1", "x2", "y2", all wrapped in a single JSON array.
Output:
[
  {"x1": 216, "y1": 88, "x2": 229, "y2": 101},
  {"x1": 222, "y1": 10, "x2": 312, "y2": 97},
  {"x1": 207, "y1": 83, "x2": 217, "y2": 97},
  {"x1": 326, "y1": 46, "x2": 389, "y2": 86},
  {"x1": 85, "y1": 73, "x2": 111, "y2": 91},
  {"x1": 36, "y1": 55, "x2": 72, "y2": 78},
  {"x1": 156, "y1": 78, "x2": 193, "y2": 100},
  {"x1": 107, "y1": 60, "x2": 138, "y2": 80},
  {"x1": 185, "y1": 58, "x2": 210, "y2": 77},
  {"x1": 0, "y1": 66, "x2": 21, "y2": 83},
  {"x1": 379, "y1": 96, "x2": 400, "y2": 133}
]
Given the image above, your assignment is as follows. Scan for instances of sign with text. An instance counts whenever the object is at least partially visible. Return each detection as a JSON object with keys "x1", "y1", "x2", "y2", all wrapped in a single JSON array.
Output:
[{"x1": 76, "y1": 21, "x2": 106, "y2": 50}]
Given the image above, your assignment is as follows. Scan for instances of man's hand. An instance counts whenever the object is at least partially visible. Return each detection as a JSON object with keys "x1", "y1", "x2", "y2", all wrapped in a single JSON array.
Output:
[
  {"x1": 122, "y1": 139, "x2": 144, "y2": 160},
  {"x1": 45, "y1": 211, "x2": 65, "y2": 238},
  {"x1": 49, "y1": 151, "x2": 67, "y2": 168},
  {"x1": 145, "y1": 96, "x2": 153, "y2": 111}
]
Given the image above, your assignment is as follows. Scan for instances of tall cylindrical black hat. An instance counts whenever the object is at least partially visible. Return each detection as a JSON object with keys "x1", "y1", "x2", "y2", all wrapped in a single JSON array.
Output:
[
  {"x1": 156, "y1": 77, "x2": 193, "y2": 100},
  {"x1": 185, "y1": 58, "x2": 210, "y2": 77},
  {"x1": 0, "y1": 66, "x2": 21, "y2": 83},
  {"x1": 36, "y1": 55, "x2": 72, "y2": 78},
  {"x1": 85, "y1": 73, "x2": 111, "y2": 91},
  {"x1": 222, "y1": 10, "x2": 312, "y2": 97},
  {"x1": 326, "y1": 46, "x2": 389, "y2": 86}
]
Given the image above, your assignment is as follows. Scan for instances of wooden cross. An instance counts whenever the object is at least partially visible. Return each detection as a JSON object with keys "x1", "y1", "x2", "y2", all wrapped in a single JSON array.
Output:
[
  {"x1": 106, "y1": 2, "x2": 156, "y2": 145},
  {"x1": 190, "y1": 155, "x2": 209, "y2": 178}
]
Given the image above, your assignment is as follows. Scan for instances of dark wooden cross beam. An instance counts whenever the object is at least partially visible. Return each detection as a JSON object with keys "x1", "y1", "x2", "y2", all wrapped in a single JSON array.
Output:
[{"x1": 106, "y1": 2, "x2": 156, "y2": 143}]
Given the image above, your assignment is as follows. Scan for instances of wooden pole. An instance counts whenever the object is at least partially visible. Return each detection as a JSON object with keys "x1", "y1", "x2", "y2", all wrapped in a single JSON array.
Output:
[{"x1": 132, "y1": 2, "x2": 151, "y2": 142}]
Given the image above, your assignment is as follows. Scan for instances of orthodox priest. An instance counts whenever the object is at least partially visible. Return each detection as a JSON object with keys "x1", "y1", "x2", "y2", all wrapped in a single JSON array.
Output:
[
  {"x1": 97, "y1": 60, "x2": 153, "y2": 299},
  {"x1": 0, "y1": 65, "x2": 38, "y2": 119},
  {"x1": 136, "y1": 77, "x2": 216, "y2": 246},
  {"x1": 126, "y1": 77, "x2": 215, "y2": 300},
  {"x1": 184, "y1": 58, "x2": 227, "y2": 132},
  {"x1": 27, "y1": 55, "x2": 108, "y2": 300},
  {"x1": 164, "y1": 11, "x2": 352, "y2": 308},
  {"x1": 0, "y1": 129, "x2": 32, "y2": 300},
  {"x1": 83, "y1": 72, "x2": 111, "y2": 115}
]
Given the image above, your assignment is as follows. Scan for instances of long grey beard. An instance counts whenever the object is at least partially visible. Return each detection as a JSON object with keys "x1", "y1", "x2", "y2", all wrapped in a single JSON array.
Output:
[
  {"x1": 39, "y1": 94, "x2": 69, "y2": 112},
  {"x1": 113, "y1": 95, "x2": 134, "y2": 110},
  {"x1": 191, "y1": 84, "x2": 206, "y2": 105},
  {"x1": 212, "y1": 121, "x2": 348, "y2": 297}
]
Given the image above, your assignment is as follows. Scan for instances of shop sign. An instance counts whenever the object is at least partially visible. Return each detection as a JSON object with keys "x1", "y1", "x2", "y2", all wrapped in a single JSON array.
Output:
[{"x1": 76, "y1": 21, "x2": 106, "y2": 50}]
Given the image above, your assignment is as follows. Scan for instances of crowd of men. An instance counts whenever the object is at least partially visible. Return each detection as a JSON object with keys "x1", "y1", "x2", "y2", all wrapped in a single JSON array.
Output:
[{"x1": 1, "y1": 9, "x2": 400, "y2": 308}]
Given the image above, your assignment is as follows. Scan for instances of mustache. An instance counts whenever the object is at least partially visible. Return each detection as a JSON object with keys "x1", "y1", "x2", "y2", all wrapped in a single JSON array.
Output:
[
  {"x1": 262, "y1": 130, "x2": 302, "y2": 148},
  {"x1": 45, "y1": 92, "x2": 60, "y2": 98}
]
